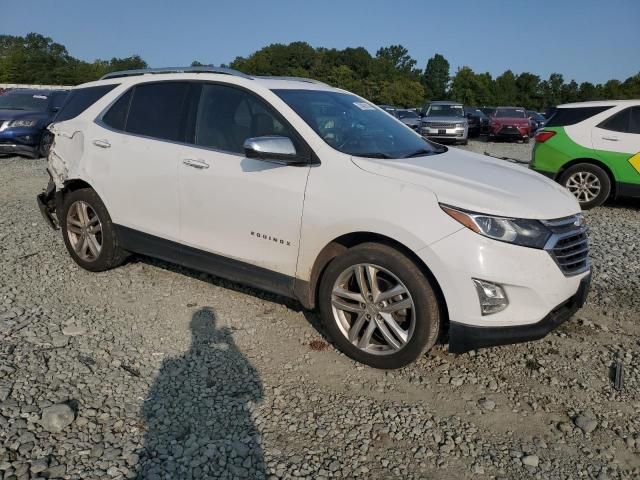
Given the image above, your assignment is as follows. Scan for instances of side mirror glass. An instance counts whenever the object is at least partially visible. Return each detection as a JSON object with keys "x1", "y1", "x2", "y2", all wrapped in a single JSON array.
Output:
[{"x1": 243, "y1": 136, "x2": 301, "y2": 164}]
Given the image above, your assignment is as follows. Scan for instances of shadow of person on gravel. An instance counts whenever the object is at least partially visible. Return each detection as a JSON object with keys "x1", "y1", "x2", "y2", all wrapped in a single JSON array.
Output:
[{"x1": 138, "y1": 307, "x2": 265, "y2": 479}]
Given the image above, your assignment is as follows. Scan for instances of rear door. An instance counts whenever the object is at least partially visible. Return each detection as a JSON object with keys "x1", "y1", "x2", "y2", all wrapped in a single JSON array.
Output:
[
  {"x1": 592, "y1": 106, "x2": 640, "y2": 156},
  {"x1": 90, "y1": 81, "x2": 191, "y2": 242}
]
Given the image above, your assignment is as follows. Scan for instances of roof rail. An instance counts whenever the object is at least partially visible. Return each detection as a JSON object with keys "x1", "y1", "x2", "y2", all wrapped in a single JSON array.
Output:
[
  {"x1": 100, "y1": 66, "x2": 252, "y2": 80},
  {"x1": 254, "y1": 76, "x2": 329, "y2": 86}
]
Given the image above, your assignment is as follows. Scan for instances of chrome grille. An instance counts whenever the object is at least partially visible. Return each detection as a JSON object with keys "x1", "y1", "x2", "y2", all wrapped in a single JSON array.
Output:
[
  {"x1": 423, "y1": 122, "x2": 457, "y2": 128},
  {"x1": 543, "y1": 215, "x2": 590, "y2": 276}
]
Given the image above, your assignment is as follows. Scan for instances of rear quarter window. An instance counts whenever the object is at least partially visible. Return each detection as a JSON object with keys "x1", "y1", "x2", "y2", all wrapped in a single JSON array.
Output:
[
  {"x1": 55, "y1": 84, "x2": 118, "y2": 122},
  {"x1": 545, "y1": 106, "x2": 612, "y2": 127}
]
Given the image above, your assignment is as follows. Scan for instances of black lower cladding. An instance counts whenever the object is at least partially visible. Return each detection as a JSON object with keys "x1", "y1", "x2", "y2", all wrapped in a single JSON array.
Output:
[
  {"x1": 617, "y1": 181, "x2": 640, "y2": 199},
  {"x1": 114, "y1": 225, "x2": 297, "y2": 299},
  {"x1": 448, "y1": 273, "x2": 591, "y2": 353}
]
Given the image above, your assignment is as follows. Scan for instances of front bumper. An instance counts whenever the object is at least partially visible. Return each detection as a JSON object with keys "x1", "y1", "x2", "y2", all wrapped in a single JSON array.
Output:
[
  {"x1": 0, "y1": 141, "x2": 39, "y2": 158},
  {"x1": 490, "y1": 125, "x2": 529, "y2": 139},
  {"x1": 0, "y1": 128, "x2": 42, "y2": 157},
  {"x1": 448, "y1": 273, "x2": 590, "y2": 352},
  {"x1": 417, "y1": 227, "x2": 591, "y2": 351},
  {"x1": 420, "y1": 126, "x2": 467, "y2": 141}
]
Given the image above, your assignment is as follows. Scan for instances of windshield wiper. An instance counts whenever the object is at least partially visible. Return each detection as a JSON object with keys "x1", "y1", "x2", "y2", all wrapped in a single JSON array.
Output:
[
  {"x1": 402, "y1": 149, "x2": 435, "y2": 158},
  {"x1": 356, "y1": 152, "x2": 392, "y2": 159}
]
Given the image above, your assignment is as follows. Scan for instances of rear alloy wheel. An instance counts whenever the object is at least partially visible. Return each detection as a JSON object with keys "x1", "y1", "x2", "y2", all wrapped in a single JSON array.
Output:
[
  {"x1": 559, "y1": 163, "x2": 611, "y2": 209},
  {"x1": 60, "y1": 188, "x2": 128, "y2": 271},
  {"x1": 66, "y1": 201, "x2": 103, "y2": 262},
  {"x1": 319, "y1": 243, "x2": 441, "y2": 369}
]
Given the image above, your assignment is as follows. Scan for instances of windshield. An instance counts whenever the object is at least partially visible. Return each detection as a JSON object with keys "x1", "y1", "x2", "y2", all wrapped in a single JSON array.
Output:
[
  {"x1": 0, "y1": 92, "x2": 49, "y2": 111},
  {"x1": 398, "y1": 110, "x2": 418, "y2": 119},
  {"x1": 426, "y1": 104, "x2": 464, "y2": 118},
  {"x1": 495, "y1": 108, "x2": 527, "y2": 118},
  {"x1": 274, "y1": 89, "x2": 443, "y2": 159}
]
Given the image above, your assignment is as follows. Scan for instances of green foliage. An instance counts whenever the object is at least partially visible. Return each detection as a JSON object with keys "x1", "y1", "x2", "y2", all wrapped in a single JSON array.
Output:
[
  {"x1": 1, "y1": 33, "x2": 637, "y2": 110},
  {"x1": 423, "y1": 53, "x2": 450, "y2": 100},
  {"x1": 0, "y1": 33, "x2": 147, "y2": 85}
]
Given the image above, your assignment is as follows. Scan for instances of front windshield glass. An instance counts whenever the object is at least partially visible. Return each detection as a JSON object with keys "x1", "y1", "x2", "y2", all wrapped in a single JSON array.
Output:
[
  {"x1": 0, "y1": 92, "x2": 49, "y2": 111},
  {"x1": 274, "y1": 89, "x2": 443, "y2": 159},
  {"x1": 495, "y1": 108, "x2": 527, "y2": 118},
  {"x1": 426, "y1": 104, "x2": 464, "y2": 118},
  {"x1": 398, "y1": 110, "x2": 418, "y2": 119}
]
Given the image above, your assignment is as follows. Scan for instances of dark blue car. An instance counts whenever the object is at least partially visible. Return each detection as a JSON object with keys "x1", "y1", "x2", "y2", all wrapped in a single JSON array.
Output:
[{"x1": 0, "y1": 88, "x2": 68, "y2": 158}]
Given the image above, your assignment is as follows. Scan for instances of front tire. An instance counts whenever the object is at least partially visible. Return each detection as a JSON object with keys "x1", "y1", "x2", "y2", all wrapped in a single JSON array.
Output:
[
  {"x1": 318, "y1": 243, "x2": 441, "y2": 369},
  {"x1": 60, "y1": 188, "x2": 128, "y2": 272},
  {"x1": 558, "y1": 163, "x2": 611, "y2": 209}
]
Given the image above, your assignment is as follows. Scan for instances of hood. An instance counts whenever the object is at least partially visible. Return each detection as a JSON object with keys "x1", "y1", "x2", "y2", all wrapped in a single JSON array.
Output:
[
  {"x1": 351, "y1": 148, "x2": 580, "y2": 220},
  {"x1": 422, "y1": 115, "x2": 466, "y2": 124},
  {"x1": 401, "y1": 118, "x2": 420, "y2": 126},
  {"x1": 0, "y1": 109, "x2": 49, "y2": 123}
]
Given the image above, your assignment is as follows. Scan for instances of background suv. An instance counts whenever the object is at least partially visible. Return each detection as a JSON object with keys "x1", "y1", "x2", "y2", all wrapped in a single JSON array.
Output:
[
  {"x1": 531, "y1": 100, "x2": 640, "y2": 208},
  {"x1": 0, "y1": 88, "x2": 68, "y2": 158},
  {"x1": 38, "y1": 67, "x2": 589, "y2": 369},
  {"x1": 420, "y1": 101, "x2": 468, "y2": 144},
  {"x1": 488, "y1": 106, "x2": 532, "y2": 143}
]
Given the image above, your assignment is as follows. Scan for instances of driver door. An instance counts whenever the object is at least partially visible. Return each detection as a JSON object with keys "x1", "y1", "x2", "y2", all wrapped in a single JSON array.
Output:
[{"x1": 178, "y1": 82, "x2": 311, "y2": 287}]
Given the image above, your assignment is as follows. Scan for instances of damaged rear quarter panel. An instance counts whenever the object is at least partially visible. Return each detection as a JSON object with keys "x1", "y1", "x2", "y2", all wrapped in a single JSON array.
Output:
[{"x1": 48, "y1": 124, "x2": 85, "y2": 189}]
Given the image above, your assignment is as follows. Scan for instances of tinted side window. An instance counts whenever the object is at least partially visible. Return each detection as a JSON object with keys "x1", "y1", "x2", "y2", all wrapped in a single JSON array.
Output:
[
  {"x1": 55, "y1": 85, "x2": 118, "y2": 122},
  {"x1": 629, "y1": 107, "x2": 640, "y2": 134},
  {"x1": 50, "y1": 92, "x2": 68, "y2": 110},
  {"x1": 126, "y1": 82, "x2": 190, "y2": 141},
  {"x1": 102, "y1": 89, "x2": 132, "y2": 131},
  {"x1": 194, "y1": 84, "x2": 296, "y2": 154},
  {"x1": 545, "y1": 106, "x2": 612, "y2": 127},
  {"x1": 598, "y1": 108, "x2": 630, "y2": 133}
]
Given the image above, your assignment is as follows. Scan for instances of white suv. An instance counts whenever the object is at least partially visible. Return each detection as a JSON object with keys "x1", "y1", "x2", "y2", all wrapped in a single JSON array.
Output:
[{"x1": 38, "y1": 67, "x2": 591, "y2": 368}]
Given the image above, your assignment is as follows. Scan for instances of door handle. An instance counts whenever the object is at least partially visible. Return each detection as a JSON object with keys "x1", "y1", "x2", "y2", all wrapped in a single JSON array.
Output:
[
  {"x1": 182, "y1": 158, "x2": 210, "y2": 169},
  {"x1": 601, "y1": 136, "x2": 619, "y2": 141},
  {"x1": 93, "y1": 139, "x2": 111, "y2": 148}
]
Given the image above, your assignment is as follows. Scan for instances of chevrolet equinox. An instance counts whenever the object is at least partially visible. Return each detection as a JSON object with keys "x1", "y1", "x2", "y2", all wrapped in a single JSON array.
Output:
[{"x1": 37, "y1": 67, "x2": 591, "y2": 368}]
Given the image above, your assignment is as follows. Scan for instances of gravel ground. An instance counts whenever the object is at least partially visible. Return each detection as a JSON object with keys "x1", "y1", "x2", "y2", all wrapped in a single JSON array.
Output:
[{"x1": 1, "y1": 141, "x2": 639, "y2": 479}]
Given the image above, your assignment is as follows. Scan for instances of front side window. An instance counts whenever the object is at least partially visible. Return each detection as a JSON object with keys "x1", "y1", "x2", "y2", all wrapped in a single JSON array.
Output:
[
  {"x1": 597, "y1": 107, "x2": 640, "y2": 134},
  {"x1": 0, "y1": 91, "x2": 51, "y2": 112},
  {"x1": 275, "y1": 89, "x2": 443, "y2": 159},
  {"x1": 126, "y1": 82, "x2": 190, "y2": 141},
  {"x1": 426, "y1": 104, "x2": 464, "y2": 118},
  {"x1": 194, "y1": 84, "x2": 295, "y2": 154},
  {"x1": 56, "y1": 85, "x2": 117, "y2": 122}
]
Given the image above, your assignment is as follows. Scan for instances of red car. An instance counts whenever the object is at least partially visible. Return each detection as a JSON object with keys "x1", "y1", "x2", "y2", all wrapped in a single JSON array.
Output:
[{"x1": 488, "y1": 107, "x2": 532, "y2": 143}]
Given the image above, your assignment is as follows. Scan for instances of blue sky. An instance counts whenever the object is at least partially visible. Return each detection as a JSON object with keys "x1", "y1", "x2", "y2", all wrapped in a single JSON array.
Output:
[{"x1": 2, "y1": 0, "x2": 638, "y2": 84}]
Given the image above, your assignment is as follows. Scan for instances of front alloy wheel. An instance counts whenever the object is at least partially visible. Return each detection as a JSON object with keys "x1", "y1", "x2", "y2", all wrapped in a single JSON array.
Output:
[
  {"x1": 319, "y1": 243, "x2": 441, "y2": 369},
  {"x1": 331, "y1": 263, "x2": 415, "y2": 355}
]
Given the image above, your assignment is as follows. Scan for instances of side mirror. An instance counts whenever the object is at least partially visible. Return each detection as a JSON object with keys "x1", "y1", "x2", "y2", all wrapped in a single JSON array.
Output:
[
  {"x1": 243, "y1": 136, "x2": 302, "y2": 164},
  {"x1": 51, "y1": 106, "x2": 61, "y2": 113}
]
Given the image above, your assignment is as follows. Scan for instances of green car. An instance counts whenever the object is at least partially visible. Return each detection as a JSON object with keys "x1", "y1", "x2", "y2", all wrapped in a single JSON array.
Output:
[{"x1": 531, "y1": 100, "x2": 640, "y2": 209}]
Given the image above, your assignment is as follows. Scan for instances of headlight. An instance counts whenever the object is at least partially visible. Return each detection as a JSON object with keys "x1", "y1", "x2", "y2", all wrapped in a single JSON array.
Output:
[
  {"x1": 440, "y1": 205, "x2": 552, "y2": 248},
  {"x1": 9, "y1": 119, "x2": 37, "y2": 128}
]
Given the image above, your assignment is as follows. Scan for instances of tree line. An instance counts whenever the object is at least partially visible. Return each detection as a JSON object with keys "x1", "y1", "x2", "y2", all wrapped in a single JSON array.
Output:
[{"x1": 1, "y1": 34, "x2": 638, "y2": 111}]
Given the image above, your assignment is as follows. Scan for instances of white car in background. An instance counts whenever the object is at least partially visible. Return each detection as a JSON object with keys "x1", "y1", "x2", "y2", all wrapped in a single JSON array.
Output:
[{"x1": 38, "y1": 67, "x2": 591, "y2": 368}]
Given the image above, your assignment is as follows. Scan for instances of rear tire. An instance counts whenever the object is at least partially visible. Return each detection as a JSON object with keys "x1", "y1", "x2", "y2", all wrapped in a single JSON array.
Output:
[
  {"x1": 60, "y1": 188, "x2": 128, "y2": 272},
  {"x1": 558, "y1": 163, "x2": 611, "y2": 209},
  {"x1": 318, "y1": 243, "x2": 441, "y2": 369}
]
